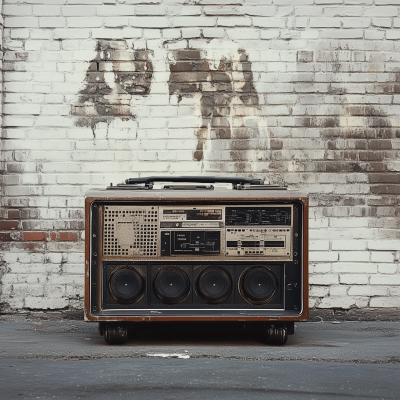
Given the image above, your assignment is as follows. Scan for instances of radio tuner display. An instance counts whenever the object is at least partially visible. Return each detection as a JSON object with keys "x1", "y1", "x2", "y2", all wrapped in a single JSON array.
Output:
[
  {"x1": 163, "y1": 209, "x2": 222, "y2": 221},
  {"x1": 225, "y1": 207, "x2": 292, "y2": 226}
]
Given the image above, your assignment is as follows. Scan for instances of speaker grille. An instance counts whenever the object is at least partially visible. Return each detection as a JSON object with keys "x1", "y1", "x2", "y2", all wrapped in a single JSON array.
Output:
[
  {"x1": 196, "y1": 267, "x2": 232, "y2": 304},
  {"x1": 109, "y1": 267, "x2": 145, "y2": 303},
  {"x1": 153, "y1": 267, "x2": 190, "y2": 304},
  {"x1": 103, "y1": 206, "x2": 158, "y2": 257},
  {"x1": 240, "y1": 266, "x2": 278, "y2": 305}
]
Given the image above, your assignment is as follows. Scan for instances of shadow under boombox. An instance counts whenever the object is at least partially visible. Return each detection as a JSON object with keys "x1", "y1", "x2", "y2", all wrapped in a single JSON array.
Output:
[{"x1": 85, "y1": 176, "x2": 309, "y2": 345}]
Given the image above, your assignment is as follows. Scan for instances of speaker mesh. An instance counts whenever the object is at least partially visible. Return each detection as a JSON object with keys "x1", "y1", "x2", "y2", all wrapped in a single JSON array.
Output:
[
  {"x1": 109, "y1": 267, "x2": 145, "y2": 304},
  {"x1": 197, "y1": 267, "x2": 232, "y2": 304},
  {"x1": 240, "y1": 266, "x2": 278, "y2": 305},
  {"x1": 153, "y1": 267, "x2": 190, "y2": 304}
]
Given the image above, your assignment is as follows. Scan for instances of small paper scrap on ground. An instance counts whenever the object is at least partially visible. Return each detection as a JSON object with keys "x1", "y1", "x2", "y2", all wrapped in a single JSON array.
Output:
[{"x1": 147, "y1": 353, "x2": 190, "y2": 359}]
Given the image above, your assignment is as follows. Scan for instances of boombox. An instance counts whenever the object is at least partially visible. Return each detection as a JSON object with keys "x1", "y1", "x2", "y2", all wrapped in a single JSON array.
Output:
[{"x1": 84, "y1": 176, "x2": 309, "y2": 345}]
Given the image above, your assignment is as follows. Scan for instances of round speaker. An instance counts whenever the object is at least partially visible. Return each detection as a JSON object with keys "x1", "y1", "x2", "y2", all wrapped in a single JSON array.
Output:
[
  {"x1": 153, "y1": 267, "x2": 190, "y2": 304},
  {"x1": 109, "y1": 267, "x2": 145, "y2": 304},
  {"x1": 196, "y1": 267, "x2": 232, "y2": 304},
  {"x1": 240, "y1": 266, "x2": 278, "y2": 305}
]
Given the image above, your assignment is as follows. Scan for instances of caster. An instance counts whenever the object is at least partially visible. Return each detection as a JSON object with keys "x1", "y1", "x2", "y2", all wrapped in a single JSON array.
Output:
[
  {"x1": 104, "y1": 323, "x2": 128, "y2": 345},
  {"x1": 266, "y1": 325, "x2": 288, "y2": 345}
]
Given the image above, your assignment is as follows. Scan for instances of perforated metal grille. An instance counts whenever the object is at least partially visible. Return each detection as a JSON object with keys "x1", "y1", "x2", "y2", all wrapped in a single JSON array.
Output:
[{"x1": 103, "y1": 206, "x2": 158, "y2": 257}]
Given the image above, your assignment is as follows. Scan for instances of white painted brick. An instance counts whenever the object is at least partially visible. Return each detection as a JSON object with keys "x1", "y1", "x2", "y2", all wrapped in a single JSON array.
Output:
[
  {"x1": 182, "y1": 28, "x2": 201, "y2": 38},
  {"x1": 342, "y1": 18, "x2": 371, "y2": 28},
  {"x1": 5, "y1": 17, "x2": 39, "y2": 28},
  {"x1": 217, "y1": 17, "x2": 252, "y2": 26},
  {"x1": 310, "y1": 286, "x2": 330, "y2": 297},
  {"x1": 339, "y1": 252, "x2": 370, "y2": 262},
  {"x1": 332, "y1": 263, "x2": 377, "y2": 274},
  {"x1": 386, "y1": 31, "x2": 400, "y2": 40},
  {"x1": 122, "y1": 27, "x2": 142, "y2": 38},
  {"x1": 4, "y1": 104, "x2": 40, "y2": 115},
  {"x1": 331, "y1": 240, "x2": 367, "y2": 251},
  {"x1": 370, "y1": 252, "x2": 395, "y2": 263},
  {"x1": 30, "y1": 29, "x2": 52, "y2": 39},
  {"x1": 10, "y1": 29, "x2": 30, "y2": 39},
  {"x1": 295, "y1": 6, "x2": 324, "y2": 16},
  {"x1": 370, "y1": 275, "x2": 400, "y2": 285},
  {"x1": 340, "y1": 274, "x2": 369, "y2": 284},
  {"x1": 54, "y1": 29, "x2": 91, "y2": 39},
  {"x1": 324, "y1": 6, "x2": 363, "y2": 17},
  {"x1": 130, "y1": 17, "x2": 171, "y2": 28},
  {"x1": 309, "y1": 274, "x2": 339, "y2": 285},
  {"x1": 167, "y1": 6, "x2": 202, "y2": 16},
  {"x1": 39, "y1": 17, "x2": 66, "y2": 28},
  {"x1": 348, "y1": 285, "x2": 388, "y2": 296},
  {"x1": 3, "y1": 5, "x2": 33, "y2": 16},
  {"x1": 370, "y1": 297, "x2": 400, "y2": 307},
  {"x1": 96, "y1": 5, "x2": 135, "y2": 16},
  {"x1": 329, "y1": 218, "x2": 369, "y2": 228},
  {"x1": 67, "y1": 17, "x2": 103, "y2": 28},
  {"x1": 162, "y1": 28, "x2": 181, "y2": 39},
  {"x1": 3, "y1": 116, "x2": 35, "y2": 127},
  {"x1": 377, "y1": 264, "x2": 399, "y2": 274},
  {"x1": 320, "y1": 30, "x2": 364, "y2": 39},
  {"x1": 310, "y1": 240, "x2": 330, "y2": 251},
  {"x1": 136, "y1": 5, "x2": 166, "y2": 15},
  {"x1": 318, "y1": 296, "x2": 368, "y2": 309},
  {"x1": 91, "y1": 29, "x2": 124, "y2": 39},
  {"x1": 364, "y1": 6, "x2": 398, "y2": 17},
  {"x1": 311, "y1": 263, "x2": 332, "y2": 274},
  {"x1": 368, "y1": 240, "x2": 400, "y2": 251},
  {"x1": 309, "y1": 18, "x2": 341, "y2": 28},
  {"x1": 33, "y1": 5, "x2": 62, "y2": 16},
  {"x1": 241, "y1": 6, "x2": 276, "y2": 16},
  {"x1": 227, "y1": 29, "x2": 259, "y2": 40},
  {"x1": 202, "y1": 28, "x2": 225, "y2": 38},
  {"x1": 329, "y1": 285, "x2": 349, "y2": 297},
  {"x1": 172, "y1": 17, "x2": 215, "y2": 27}
]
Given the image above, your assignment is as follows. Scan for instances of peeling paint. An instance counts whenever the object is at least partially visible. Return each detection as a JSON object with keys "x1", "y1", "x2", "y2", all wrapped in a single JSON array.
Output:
[
  {"x1": 72, "y1": 40, "x2": 153, "y2": 135},
  {"x1": 168, "y1": 40, "x2": 268, "y2": 174}
]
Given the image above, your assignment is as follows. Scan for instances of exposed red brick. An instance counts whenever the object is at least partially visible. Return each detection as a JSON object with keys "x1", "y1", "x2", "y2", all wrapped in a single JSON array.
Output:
[
  {"x1": 23, "y1": 232, "x2": 47, "y2": 241},
  {"x1": 0, "y1": 220, "x2": 19, "y2": 230},
  {"x1": 7, "y1": 209, "x2": 21, "y2": 219},
  {"x1": 20, "y1": 242, "x2": 46, "y2": 252},
  {"x1": 370, "y1": 185, "x2": 400, "y2": 195},
  {"x1": 0, "y1": 232, "x2": 13, "y2": 241},
  {"x1": 51, "y1": 232, "x2": 78, "y2": 241},
  {"x1": 369, "y1": 173, "x2": 400, "y2": 184}
]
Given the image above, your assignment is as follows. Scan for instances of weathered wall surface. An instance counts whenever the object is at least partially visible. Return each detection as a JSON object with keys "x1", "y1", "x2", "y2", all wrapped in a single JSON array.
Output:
[{"x1": 1, "y1": 0, "x2": 400, "y2": 314}]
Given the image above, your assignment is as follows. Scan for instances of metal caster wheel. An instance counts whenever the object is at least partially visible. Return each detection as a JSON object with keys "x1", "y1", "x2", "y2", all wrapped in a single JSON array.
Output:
[
  {"x1": 104, "y1": 323, "x2": 128, "y2": 345},
  {"x1": 266, "y1": 325, "x2": 288, "y2": 345}
]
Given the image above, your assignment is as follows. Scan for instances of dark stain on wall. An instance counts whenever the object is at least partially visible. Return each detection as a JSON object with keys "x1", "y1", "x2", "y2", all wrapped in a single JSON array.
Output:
[
  {"x1": 168, "y1": 48, "x2": 262, "y2": 170},
  {"x1": 72, "y1": 40, "x2": 153, "y2": 135},
  {"x1": 291, "y1": 50, "x2": 400, "y2": 206}
]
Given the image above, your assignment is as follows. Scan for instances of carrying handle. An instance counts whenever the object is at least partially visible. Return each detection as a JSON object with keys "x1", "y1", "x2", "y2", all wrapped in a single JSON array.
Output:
[{"x1": 125, "y1": 176, "x2": 264, "y2": 186}]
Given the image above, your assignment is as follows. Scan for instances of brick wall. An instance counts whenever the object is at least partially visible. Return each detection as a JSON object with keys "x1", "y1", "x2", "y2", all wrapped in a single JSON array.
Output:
[{"x1": 1, "y1": 0, "x2": 400, "y2": 314}]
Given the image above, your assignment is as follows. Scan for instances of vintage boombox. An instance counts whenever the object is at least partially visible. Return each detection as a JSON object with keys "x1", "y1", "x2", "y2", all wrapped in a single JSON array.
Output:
[{"x1": 84, "y1": 177, "x2": 309, "y2": 345}]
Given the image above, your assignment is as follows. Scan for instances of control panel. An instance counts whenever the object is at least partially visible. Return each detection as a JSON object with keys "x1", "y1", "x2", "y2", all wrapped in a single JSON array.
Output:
[{"x1": 102, "y1": 204, "x2": 295, "y2": 260}]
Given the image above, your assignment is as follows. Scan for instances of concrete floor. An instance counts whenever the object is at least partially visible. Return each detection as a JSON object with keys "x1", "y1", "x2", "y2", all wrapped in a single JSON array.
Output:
[{"x1": 0, "y1": 319, "x2": 399, "y2": 399}]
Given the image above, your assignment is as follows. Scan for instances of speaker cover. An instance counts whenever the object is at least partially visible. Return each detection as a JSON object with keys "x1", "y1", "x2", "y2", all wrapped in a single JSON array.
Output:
[
  {"x1": 153, "y1": 267, "x2": 190, "y2": 304},
  {"x1": 109, "y1": 267, "x2": 145, "y2": 304},
  {"x1": 240, "y1": 266, "x2": 278, "y2": 305},
  {"x1": 196, "y1": 266, "x2": 232, "y2": 304}
]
